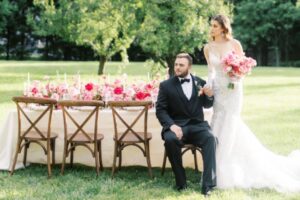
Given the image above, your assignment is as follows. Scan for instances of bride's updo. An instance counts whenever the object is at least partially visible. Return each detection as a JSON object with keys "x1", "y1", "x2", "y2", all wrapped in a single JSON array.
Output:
[{"x1": 211, "y1": 14, "x2": 233, "y2": 41}]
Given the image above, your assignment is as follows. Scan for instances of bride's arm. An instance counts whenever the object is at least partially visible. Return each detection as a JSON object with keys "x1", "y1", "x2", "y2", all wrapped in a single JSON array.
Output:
[
  {"x1": 203, "y1": 44, "x2": 215, "y2": 86},
  {"x1": 232, "y1": 39, "x2": 244, "y2": 56}
]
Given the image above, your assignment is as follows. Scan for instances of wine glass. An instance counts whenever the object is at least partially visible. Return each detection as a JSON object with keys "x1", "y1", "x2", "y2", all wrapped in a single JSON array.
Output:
[{"x1": 151, "y1": 92, "x2": 158, "y2": 109}]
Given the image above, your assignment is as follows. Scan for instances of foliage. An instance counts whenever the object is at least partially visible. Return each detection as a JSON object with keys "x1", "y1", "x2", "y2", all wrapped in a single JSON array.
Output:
[
  {"x1": 137, "y1": 0, "x2": 231, "y2": 75},
  {"x1": 233, "y1": 0, "x2": 300, "y2": 65},
  {"x1": 31, "y1": 0, "x2": 143, "y2": 74},
  {"x1": 0, "y1": 0, "x2": 34, "y2": 59},
  {"x1": 0, "y1": 0, "x2": 15, "y2": 33}
]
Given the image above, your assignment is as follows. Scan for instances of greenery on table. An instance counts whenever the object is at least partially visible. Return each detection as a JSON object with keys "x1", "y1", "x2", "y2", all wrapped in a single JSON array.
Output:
[{"x1": 0, "y1": 61, "x2": 300, "y2": 199}]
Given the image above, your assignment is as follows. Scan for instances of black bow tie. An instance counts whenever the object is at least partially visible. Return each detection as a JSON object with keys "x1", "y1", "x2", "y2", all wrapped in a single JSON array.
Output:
[{"x1": 180, "y1": 78, "x2": 190, "y2": 84}]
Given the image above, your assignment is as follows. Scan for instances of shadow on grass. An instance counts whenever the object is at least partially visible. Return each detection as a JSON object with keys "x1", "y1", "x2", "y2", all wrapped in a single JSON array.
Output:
[{"x1": 0, "y1": 164, "x2": 204, "y2": 199}]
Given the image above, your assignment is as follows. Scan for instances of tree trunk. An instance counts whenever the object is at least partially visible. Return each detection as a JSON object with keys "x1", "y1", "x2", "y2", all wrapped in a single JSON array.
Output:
[
  {"x1": 6, "y1": 27, "x2": 10, "y2": 60},
  {"x1": 98, "y1": 55, "x2": 107, "y2": 75},
  {"x1": 274, "y1": 46, "x2": 280, "y2": 66},
  {"x1": 255, "y1": 46, "x2": 261, "y2": 66},
  {"x1": 44, "y1": 37, "x2": 49, "y2": 60},
  {"x1": 63, "y1": 44, "x2": 71, "y2": 60},
  {"x1": 20, "y1": 31, "x2": 25, "y2": 60},
  {"x1": 166, "y1": 56, "x2": 175, "y2": 77},
  {"x1": 261, "y1": 45, "x2": 268, "y2": 66},
  {"x1": 285, "y1": 33, "x2": 289, "y2": 63}
]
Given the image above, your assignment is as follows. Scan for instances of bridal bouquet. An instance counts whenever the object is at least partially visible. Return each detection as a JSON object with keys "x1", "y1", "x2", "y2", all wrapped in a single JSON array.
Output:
[{"x1": 222, "y1": 51, "x2": 257, "y2": 89}]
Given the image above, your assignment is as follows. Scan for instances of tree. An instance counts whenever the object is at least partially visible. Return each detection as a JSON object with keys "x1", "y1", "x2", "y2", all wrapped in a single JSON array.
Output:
[
  {"x1": 137, "y1": 0, "x2": 231, "y2": 76},
  {"x1": 0, "y1": 0, "x2": 15, "y2": 33},
  {"x1": 0, "y1": 0, "x2": 14, "y2": 58},
  {"x1": 233, "y1": 0, "x2": 300, "y2": 66},
  {"x1": 31, "y1": 0, "x2": 143, "y2": 74},
  {"x1": 0, "y1": 0, "x2": 33, "y2": 60}
]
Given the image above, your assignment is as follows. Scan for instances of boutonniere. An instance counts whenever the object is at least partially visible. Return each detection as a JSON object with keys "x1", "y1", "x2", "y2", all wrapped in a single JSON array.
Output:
[{"x1": 194, "y1": 80, "x2": 203, "y2": 96}]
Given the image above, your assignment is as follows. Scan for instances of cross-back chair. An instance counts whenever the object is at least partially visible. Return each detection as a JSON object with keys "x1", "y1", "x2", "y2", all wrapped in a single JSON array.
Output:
[
  {"x1": 161, "y1": 144, "x2": 202, "y2": 175},
  {"x1": 58, "y1": 100, "x2": 104, "y2": 176},
  {"x1": 10, "y1": 96, "x2": 57, "y2": 178},
  {"x1": 108, "y1": 100, "x2": 153, "y2": 178}
]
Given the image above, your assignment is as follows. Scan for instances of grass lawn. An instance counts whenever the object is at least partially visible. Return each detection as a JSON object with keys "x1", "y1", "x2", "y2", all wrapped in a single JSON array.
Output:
[{"x1": 0, "y1": 61, "x2": 300, "y2": 200}]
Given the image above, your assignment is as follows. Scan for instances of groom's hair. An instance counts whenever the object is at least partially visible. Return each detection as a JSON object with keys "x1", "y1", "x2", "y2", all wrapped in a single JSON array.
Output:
[{"x1": 176, "y1": 53, "x2": 193, "y2": 66}]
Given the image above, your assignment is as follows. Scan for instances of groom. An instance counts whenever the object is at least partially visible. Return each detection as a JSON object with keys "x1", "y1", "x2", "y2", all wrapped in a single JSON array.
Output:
[{"x1": 156, "y1": 53, "x2": 216, "y2": 195}]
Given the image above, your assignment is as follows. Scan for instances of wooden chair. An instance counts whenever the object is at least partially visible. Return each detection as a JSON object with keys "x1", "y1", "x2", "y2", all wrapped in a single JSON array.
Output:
[
  {"x1": 108, "y1": 101, "x2": 153, "y2": 178},
  {"x1": 161, "y1": 144, "x2": 202, "y2": 175},
  {"x1": 58, "y1": 100, "x2": 104, "y2": 176},
  {"x1": 10, "y1": 96, "x2": 58, "y2": 178}
]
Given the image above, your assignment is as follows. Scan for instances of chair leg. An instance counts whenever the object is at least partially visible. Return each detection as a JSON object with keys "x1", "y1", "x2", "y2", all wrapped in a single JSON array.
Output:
[
  {"x1": 61, "y1": 141, "x2": 68, "y2": 175},
  {"x1": 118, "y1": 144, "x2": 122, "y2": 171},
  {"x1": 145, "y1": 142, "x2": 153, "y2": 178},
  {"x1": 98, "y1": 141, "x2": 103, "y2": 171},
  {"x1": 51, "y1": 139, "x2": 56, "y2": 165},
  {"x1": 111, "y1": 142, "x2": 118, "y2": 178},
  {"x1": 70, "y1": 143, "x2": 74, "y2": 168},
  {"x1": 95, "y1": 142, "x2": 100, "y2": 176},
  {"x1": 47, "y1": 140, "x2": 52, "y2": 178},
  {"x1": 192, "y1": 148, "x2": 199, "y2": 173},
  {"x1": 161, "y1": 149, "x2": 167, "y2": 176},
  {"x1": 10, "y1": 138, "x2": 23, "y2": 176},
  {"x1": 23, "y1": 140, "x2": 29, "y2": 167}
]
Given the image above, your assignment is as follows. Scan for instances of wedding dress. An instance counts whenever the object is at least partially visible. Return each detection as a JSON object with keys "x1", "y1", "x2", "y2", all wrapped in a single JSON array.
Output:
[{"x1": 207, "y1": 42, "x2": 300, "y2": 193}]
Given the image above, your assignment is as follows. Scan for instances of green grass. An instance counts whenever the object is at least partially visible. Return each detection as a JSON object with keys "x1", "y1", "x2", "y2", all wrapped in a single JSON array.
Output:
[{"x1": 0, "y1": 61, "x2": 300, "y2": 199}]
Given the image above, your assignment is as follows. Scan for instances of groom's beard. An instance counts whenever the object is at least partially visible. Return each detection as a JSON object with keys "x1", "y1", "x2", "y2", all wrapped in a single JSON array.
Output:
[{"x1": 176, "y1": 70, "x2": 189, "y2": 78}]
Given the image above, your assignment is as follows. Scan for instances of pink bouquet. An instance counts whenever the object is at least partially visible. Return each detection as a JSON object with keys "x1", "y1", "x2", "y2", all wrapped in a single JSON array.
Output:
[{"x1": 222, "y1": 51, "x2": 257, "y2": 89}]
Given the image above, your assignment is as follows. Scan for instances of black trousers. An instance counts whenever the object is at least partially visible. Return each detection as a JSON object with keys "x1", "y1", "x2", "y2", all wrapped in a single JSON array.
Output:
[{"x1": 163, "y1": 121, "x2": 217, "y2": 190}]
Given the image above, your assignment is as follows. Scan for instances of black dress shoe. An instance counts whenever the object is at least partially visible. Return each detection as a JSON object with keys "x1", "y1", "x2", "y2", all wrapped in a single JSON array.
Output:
[
  {"x1": 201, "y1": 186, "x2": 214, "y2": 196},
  {"x1": 176, "y1": 184, "x2": 187, "y2": 192}
]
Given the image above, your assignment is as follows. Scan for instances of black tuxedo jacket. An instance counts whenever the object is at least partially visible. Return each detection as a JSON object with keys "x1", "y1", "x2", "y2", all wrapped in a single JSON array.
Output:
[{"x1": 155, "y1": 75, "x2": 214, "y2": 138}]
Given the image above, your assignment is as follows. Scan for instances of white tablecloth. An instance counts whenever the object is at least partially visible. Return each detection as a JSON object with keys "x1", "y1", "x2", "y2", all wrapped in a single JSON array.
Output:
[{"x1": 0, "y1": 107, "x2": 212, "y2": 170}]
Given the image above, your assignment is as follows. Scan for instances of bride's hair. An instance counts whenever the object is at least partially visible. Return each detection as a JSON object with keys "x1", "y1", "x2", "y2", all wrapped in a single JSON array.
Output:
[{"x1": 211, "y1": 14, "x2": 232, "y2": 41}]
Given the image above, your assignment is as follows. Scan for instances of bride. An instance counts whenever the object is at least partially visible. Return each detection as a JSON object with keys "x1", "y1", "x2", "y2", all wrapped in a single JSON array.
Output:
[{"x1": 203, "y1": 14, "x2": 300, "y2": 193}]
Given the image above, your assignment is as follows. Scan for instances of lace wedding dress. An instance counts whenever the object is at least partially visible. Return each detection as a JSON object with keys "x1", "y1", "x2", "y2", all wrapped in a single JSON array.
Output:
[{"x1": 207, "y1": 42, "x2": 300, "y2": 193}]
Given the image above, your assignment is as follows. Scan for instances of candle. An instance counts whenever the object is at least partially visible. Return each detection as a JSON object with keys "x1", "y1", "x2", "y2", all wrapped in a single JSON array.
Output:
[
  {"x1": 27, "y1": 72, "x2": 30, "y2": 85},
  {"x1": 77, "y1": 73, "x2": 81, "y2": 91},
  {"x1": 23, "y1": 82, "x2": 27, "y2": 96}
]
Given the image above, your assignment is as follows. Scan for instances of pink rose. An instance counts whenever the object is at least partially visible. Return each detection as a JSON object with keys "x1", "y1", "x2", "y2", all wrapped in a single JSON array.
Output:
[
  {"x1": 85, "y1": 83, "x2": 94, "y2": 91},
  {"x1": 145, "y1": 83, "x2": 153, "y2": 91},
  {"x1": 114, "y1": 87, "x2": 123, "y2": 95},
  {"x1": 31, "y1": 87, "x2": 38, "y2": 94},
  {"x1": 135, "y1": 91, "x2": 150, "y2": 100}
]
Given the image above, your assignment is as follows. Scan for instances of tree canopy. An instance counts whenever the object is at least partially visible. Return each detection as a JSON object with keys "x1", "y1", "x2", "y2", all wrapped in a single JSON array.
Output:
[
  {"x1": 31, "y1": 0, "x2": 143, "y2": 74},
  {"x1": 138, "y1": 0, "x2": 231, "y2": 75}
]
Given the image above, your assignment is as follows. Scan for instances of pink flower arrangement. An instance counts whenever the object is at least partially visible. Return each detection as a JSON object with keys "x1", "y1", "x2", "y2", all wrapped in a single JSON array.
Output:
[
  {"x1": 222, "y1": 51, "x2": 257, "y2": 89},
  {"x1": 23, "y1": 74, "x2": 161, "y2": 105}
]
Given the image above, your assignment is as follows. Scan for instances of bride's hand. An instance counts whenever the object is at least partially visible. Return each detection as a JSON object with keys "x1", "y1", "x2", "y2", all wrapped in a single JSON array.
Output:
[{"x1": 203, "y1": 85, "x2": 213, "y2": 97}]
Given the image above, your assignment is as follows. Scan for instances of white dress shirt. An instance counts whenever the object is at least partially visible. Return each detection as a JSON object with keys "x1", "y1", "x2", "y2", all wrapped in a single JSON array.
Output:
[{"x1": 179, "y1": 74, "x2": 193, "y2": 100}]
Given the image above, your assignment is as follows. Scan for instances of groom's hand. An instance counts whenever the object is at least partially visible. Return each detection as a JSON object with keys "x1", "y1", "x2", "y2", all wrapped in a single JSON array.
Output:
[
  {"x1": 203, "y1": 85, "x2": 213, "y2": 97},
  {"x1": 170, "y1": 124, "x2": 183, "y2": 140}
]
